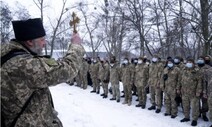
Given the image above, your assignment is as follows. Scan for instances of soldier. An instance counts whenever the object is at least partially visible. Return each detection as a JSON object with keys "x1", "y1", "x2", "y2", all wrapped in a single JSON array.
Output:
[
  {"x1": 99, "y1": 58, "x2": 105, "y2": 95},
  {"x1": 205, "y1": 55, "x2": 212, "y2": 66},
  {"x1": 161, "y1": 59, "x2": 180, "y2": 118},
  {"x1": 86, "y1": 57, "x2": 93, "y2": 86},
  {"x1": 131, "y1": 58, "x2": 137, "y2": 96},
  {"x1": 109, "y1": 56, "x2": 121, "y2": 103},
  {"x1": 120, "y1": 58, "x2": 134, "y2": 106},
  {"x1": 203, "y1": 67, "x2": 212, "y2": 127},
  {"x1": 101, "y1": 59, "x2": 110, "y2": 98},
  {"x1": 1, "y1": 18, "x2": 85, "y2": 127},
  {"x1": 90, "y1": 57, "x2": 100, "y2": 94},
  {"x1": 135, "y1": 57, "x2": 149, "y2": 109},
  {"x1": 197, "y1": 56, "x2": 211, "y2": 121},
  {"x1": 177, "y1": 58, "x2": 202, "y2": 126},
  {"x1": 148, "y1": 55, "x2": 164, "y2": 113},
  {"x1": 173, "y1": 56, "x2": 184, "y2": 107},
  {"x1": 155, "y1": 57, "x2": 165, "y2": 113},
  {"x1": 81, "y1": 57, "x2": 89, "y2": 89}
]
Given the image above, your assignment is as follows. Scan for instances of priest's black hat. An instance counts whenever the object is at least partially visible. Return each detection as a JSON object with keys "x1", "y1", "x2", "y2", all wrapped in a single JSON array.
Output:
[{"x1": 12, "y1": 18, "x2": 46, "y2": 41}]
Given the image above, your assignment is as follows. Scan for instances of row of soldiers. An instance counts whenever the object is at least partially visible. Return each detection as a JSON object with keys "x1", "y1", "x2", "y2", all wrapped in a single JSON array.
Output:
[{"x1": 71, "y1": 55, "x2": 212, "y2": 127}]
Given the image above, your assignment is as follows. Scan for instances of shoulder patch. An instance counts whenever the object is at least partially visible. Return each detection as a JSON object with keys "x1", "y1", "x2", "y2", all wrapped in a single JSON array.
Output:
[{"x1": 43, "y1": 58, "x2": 58, "y2": 66}]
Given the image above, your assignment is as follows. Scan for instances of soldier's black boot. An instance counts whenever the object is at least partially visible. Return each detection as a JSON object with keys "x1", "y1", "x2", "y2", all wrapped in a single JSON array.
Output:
[
  {"x1": 117, "y1": 99, "x2": 120, "y2": 103},
  {"x1": 202, "y1": 115, "x2": 209, "y2": 121},
  {"x1": 164, "y1": 113, "x2": 171, "y2": 116},
  {"x1": 96, "y1": 91, "x2": 100, "y2": 94},
  {"x1": 148, "y1": 105, "x2": 156, "y2": 110},
  {"x1": 191, "y1": 120, "x2": 197, "y2": 126},
  {"x1": 110, "y1": 98, "x2": 116, "y2": 101},
  {"x1": 135, "y1": 104, "x2": 142, "y2": 107},
  {"x1": 180, "y1": 118, "x2": 190, "y2": 122},
  {"x1": 100, "y1": 93, "x2": 105, "y2": 96},
  {"x1": 121, "y1": 94, "x2": 125, "y2": 98},
  {"x1": 171, "y1": 115, "x2": 177, "y2": 119},
  {"x1": 103, "y1": 95, "x2": 107, "y2": 99},
  {"x1": 90, "y1": 90, "x2": 96, "y2": 93},
  {"x1": 141, "y1": 105, "x2": 146, "y2": 109},
  {"x1": 155, "y1": 109, "x2": 161, "y2": 113}
]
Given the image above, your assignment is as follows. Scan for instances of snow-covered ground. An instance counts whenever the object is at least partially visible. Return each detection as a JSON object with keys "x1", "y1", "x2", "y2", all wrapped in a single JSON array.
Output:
[{"x1": 50, "y1": 83, "x2": 211, "y2": 127}]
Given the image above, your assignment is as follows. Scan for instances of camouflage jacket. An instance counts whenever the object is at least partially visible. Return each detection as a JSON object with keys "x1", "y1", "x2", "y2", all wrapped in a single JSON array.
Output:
[
  {"x1": 99, "y1": 62, "x2": 110, "y2": 82},
  {"x1": 1, "y1": 41, "x2": 84, "y2": 127},
  {"x1": 161, "y1": 66, "x2": 180, "y2": 94},
  {"x1": 178, "y1": 67, "x2": 202, "y2": 97},
  {"x1": 198, "y1": 64, "x2": 211, "y2": 89},
  {"x1": 110, "y1": 62, "x2": 120, "y2": 85},
  {"x1": 120, "y1": 63, "x2": 134, "y2": 85},
  {"x1": 148, "y1": 62, "x2": 162, "y2": 86},
  {"x1": 90, "y1": 62, "x2": 100, "y2": 79},
  {"x1": 81, "y1": 60, "x2": 89, "y2": 75},
  {"x1": 98, "y1": 62, "x2": 105, "y2": 81},
  {"x1": 203, "y1": 67, "x2": 212, "y2": 96},
  {"x1": 135, "y1": 63, "x2": 149, "y2": 87}
]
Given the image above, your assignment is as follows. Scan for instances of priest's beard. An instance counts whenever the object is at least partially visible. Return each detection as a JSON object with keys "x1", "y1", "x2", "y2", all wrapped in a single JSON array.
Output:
[{"x1": 29, "y1": 41, "x2": 43, "y2": 55}]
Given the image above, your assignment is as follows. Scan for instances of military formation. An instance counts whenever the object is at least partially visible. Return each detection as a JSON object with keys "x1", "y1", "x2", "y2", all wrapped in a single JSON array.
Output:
[
  {"x1": 1, "y1": 18, "x2": 212, "y2": 127},
  {"x1": 73, "y1": 55, "x2": 212, "y2": 127}
]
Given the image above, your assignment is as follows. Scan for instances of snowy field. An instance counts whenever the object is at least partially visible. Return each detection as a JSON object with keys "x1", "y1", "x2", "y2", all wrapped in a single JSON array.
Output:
[{"x1": 50, "y1": 83, "x2": 211, "y2": 127}]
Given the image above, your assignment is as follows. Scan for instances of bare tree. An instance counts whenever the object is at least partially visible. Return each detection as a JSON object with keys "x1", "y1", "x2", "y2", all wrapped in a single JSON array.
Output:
[
  {"x1": 78, "y1": 2, "x2": 102, "y2": 58},
  {"x1": 0, "y1": 1, "x2": 12, "y2": 43},
  {"x1": 13, "y1": 1, "x2": 31, "y2": 20},
  {"x1": 33, "y1": 0, "x2": 72, "y2": 57}
]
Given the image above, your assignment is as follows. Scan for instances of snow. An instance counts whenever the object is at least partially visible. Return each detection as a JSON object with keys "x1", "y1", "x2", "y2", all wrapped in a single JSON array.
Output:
[{"x1": 50, "y1": 83, "x2": 211, "y2": 127}]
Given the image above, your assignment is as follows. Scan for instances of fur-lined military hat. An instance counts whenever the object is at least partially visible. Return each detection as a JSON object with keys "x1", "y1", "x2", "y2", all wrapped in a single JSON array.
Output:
[{"x1": 12, "y1": 18, "x2": 46, "y2": 41}]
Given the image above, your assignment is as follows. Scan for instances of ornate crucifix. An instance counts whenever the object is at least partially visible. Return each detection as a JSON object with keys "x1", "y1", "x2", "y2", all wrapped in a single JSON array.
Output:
[{"x1": 69, "y1": 12, "x2": 80, "y2": 33}]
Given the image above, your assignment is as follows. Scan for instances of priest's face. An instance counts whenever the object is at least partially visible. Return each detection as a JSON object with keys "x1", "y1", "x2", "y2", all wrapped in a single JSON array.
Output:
[{"x1": 27, "y1": 36, "x2": 46, "y2": 55}]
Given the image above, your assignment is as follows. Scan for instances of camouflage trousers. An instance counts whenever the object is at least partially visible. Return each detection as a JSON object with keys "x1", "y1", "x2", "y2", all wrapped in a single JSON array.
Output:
[
  {"x1": 102, "y1": 82, "x2": 109, "y2": 96},
  {"x1": 81, "y1": 74, "x2": 88, "y2": 89},
  {"x1": 111, "y1": 83, "x2": 120, "y2": 100},
  {"x1": 92, "y1": 76, "x2": 100, "y2": 92},
  {"x1": 150, "y1": 86, "x2": 162, "y2": 109},
  {"x1": 199, "y1": 94, "x2": 208, "y2": 115},
  {"x1": 164, "y1": 92, "x2": 177, "y2": 116},
  {"x1": 182, "y1": 95, "x2": 200, "y2": 121},
  {"x1": 76, "y1": 72, "x2": 82, "y2": 86},
  {"x1": 123, "y1": 82, "x2": 132, "y2": 103},
  {"x1": 137, "y1": 85, "x2": 147, "y2": 106},
  {"x1": 208, "y1": 94, "x2": 212, "y2": 122}
]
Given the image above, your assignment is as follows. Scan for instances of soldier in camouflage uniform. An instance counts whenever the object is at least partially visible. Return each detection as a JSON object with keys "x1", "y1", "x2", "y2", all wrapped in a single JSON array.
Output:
[
  {"x1": 90, "y1": 58, "x2": 100, "y2": 94},
  {"x1": 109, "y1": 56, "x2": 121, "y2": 102},
  {"x1": 173, "y1": 56, "x2": 184, "y2": 107},
  {"x1": 161, "y1": 59, "x2": 180, "y2": 118},
  {"x1": 99, "y1": 59, "x2": 110, "y2": 98},
  {"x1": 135, "y1": 57, "x2": 149, "y2": 109},
  {"x1": 156, "y1": 58, "x2": 165, "y2": 113},
  {"x1": 197, "y1": 56, "x2": 211, "y2": 121},
  {"x1": 177, "y1": 59, "x2": 202, "y2": 126},
  {"x1": 81, "y1": 58, "x2": 89, "y2": 89},
  {"x1": 1, "y1": 18, "x2": 85, "y2": 127},
  {"x1": 148, "y1": 55, "x2": 164, "y2": 113},
  {"x1": 203, "y1": 67, "x2": 212, "y2": 127},
  {"x1": 120, "y1": 58, "x2": 134, "y2": 106}
]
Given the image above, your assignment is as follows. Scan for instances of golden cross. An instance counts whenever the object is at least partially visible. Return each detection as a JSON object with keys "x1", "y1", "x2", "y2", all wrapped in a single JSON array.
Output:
[{"x1": 70, "y1": 12, "x2": 80, "y2": 33}]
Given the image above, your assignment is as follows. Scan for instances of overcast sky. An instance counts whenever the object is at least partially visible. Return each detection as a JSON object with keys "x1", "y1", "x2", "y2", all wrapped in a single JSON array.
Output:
[{"x1": 3, "y1": 0, "x2": 80, "y2": 20}]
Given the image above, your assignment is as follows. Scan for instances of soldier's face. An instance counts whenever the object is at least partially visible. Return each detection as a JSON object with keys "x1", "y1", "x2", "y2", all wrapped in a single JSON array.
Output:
[{"x1": 27, "y1": 36, "x2": 46, "y2": 55}]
